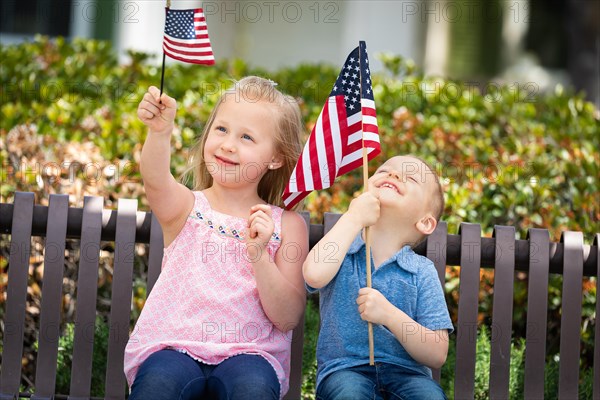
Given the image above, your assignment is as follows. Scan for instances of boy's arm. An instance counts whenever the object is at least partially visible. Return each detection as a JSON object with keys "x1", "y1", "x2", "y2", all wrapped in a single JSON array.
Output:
[
  {"x1": 357, "y1": 287, "x2": 449, "y2": 369},
  {"x1": 303, "y1": 192, "x2": 380, "y2": 289}
]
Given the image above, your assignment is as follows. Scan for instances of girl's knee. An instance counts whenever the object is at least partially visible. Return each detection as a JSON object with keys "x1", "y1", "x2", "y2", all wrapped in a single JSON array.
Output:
[
  {"x1": 130, "y1": 350, "x2": 205, "y2": 400},
  {"x1": 209, "y1": 354, "x2": 280, "y2": 399},
  {"x1": 208, "y1": 375, "x2": 279, "y2": 400}
]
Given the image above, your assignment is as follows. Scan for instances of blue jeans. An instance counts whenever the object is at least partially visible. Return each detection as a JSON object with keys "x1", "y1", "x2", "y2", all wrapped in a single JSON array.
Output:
[
  {"x1": 316, "y1": 363, "x2": 447, "y2": 400},
  {"x1": 128, "y1": 349, "x2": 280, "y2": 400}
]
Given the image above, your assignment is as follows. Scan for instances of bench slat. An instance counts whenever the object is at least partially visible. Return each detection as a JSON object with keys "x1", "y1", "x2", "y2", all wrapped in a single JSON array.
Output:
[
  {"x1": 0, "y1": 192, "x2": 34, "y2": 397},
  {"x1": 68, "y1": 196, "x2": 103, "y2": 399},
  {"x1": 323, "y1": 212, "x2": 342, "y2": 235},
  {"x1": 454, "y1": 223, "x2": 481, "y2": 400},
  {"x1": 104, "y1": 199, "x2": 138, "y2": 399},
  {"x1": 145, "y1": 213, "x2": 163, "y2": 297},
  {"x1": 283, "y1": 211, "x2": 310, "y2": 400},
  {"x1": 523, "y1": 228, "x2": 550, "y2": 398},
  {"x1": 489, "y1": 226, "x2": 515, "y2": 399},
  {"x1": 428, "y1": 222, "x2": 448, "y2": 288},
  {"x1": 558, "y1": 231, "x2": 584, "y2": 399},
  {"x1": 426, "y1": 222, "x2": 448, "y2": 383},
  {"x1": 594, "y1": 234, "x2": 600, "y2": 400},
  {"x1": 32, "y1": 195, "x2": 69, "y2": 398},
  {"x1": 308, "y1": 223, "x2": 324, "y2": 250},
  {"x1": 3, "y1": 204, "x2": 596, "y2": 273}
]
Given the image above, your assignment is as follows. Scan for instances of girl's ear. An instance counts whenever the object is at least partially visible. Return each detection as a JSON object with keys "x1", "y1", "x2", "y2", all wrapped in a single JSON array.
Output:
[
  {"x1": 416, "y1": 214, "x2": 437, "y2": 235},
  {"x1": 269, "y1": 157, "x2": 283, "y2": 170}
]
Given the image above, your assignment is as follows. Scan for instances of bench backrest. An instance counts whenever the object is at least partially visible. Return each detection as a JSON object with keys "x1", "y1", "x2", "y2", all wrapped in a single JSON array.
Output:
[{"x1": 1, "y1": 192, "x2": 599, "y2": 399}]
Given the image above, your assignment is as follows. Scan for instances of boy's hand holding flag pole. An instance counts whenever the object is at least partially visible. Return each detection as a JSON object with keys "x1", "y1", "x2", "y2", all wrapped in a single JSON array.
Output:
[
  {"x1": 159, "y1": 0, "x2": 215, "y2": 96},
  {"x1": 283, "y1": 41, "x2": 381, "y2": 364}
]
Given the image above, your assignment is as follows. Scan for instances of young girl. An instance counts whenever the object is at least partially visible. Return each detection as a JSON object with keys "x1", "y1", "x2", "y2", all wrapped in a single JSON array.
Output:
[{"x1": 124, "y1": 77, "x2": 308, "y2": 400}]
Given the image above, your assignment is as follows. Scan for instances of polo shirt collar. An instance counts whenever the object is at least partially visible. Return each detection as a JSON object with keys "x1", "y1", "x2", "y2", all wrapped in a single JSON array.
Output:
[
  {"x1": 347, "y1": 233, "x2": 420, "y2": 274},
  {"x1": 347, "y1": 233, "x2": 366, "y2": 254}
]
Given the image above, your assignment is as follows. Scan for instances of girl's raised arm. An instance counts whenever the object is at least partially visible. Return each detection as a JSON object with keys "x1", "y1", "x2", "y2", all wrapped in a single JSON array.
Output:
[{"x1": 138, "y1": 86, "x2": 194, "y2": 246}]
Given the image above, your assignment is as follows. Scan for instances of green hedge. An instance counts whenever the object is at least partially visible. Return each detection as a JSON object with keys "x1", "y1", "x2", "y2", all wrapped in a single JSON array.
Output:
[{"x1": 1, "y1": 36, "x2": 598, "y2": 240}]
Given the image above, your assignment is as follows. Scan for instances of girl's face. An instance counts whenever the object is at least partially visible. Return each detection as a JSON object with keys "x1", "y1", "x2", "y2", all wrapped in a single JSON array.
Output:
[{"x1": 203, "y1": 95, "x2": 282, "y2": 188}]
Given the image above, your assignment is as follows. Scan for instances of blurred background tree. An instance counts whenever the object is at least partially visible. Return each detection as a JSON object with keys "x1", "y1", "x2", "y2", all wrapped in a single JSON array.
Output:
[{"x1": 1, "y1": 0, "x2": 598, "y2": 104}]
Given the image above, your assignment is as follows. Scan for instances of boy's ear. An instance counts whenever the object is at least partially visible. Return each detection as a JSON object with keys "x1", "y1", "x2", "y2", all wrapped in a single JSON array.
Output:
[{"x1": 416, "y1": 214, "x2": 437, "y2": 235}]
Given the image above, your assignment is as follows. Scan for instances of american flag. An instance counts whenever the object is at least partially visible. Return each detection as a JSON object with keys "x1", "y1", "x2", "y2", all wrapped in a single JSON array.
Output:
[
  {"x1": 163, "y1": 8, "x2": 215, "y2": 65},
  {"x1": 282, "y1": 41, "x2": 380, "y2": 209}
]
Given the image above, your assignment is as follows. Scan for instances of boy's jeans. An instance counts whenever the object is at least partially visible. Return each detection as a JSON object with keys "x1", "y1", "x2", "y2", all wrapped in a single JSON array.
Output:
[
  {"x1": 128, "y1": 349, "x2": 280, "y2": 400},
  {"x1": 317, "y1": 362, "x2": 447, "y2": 400}
]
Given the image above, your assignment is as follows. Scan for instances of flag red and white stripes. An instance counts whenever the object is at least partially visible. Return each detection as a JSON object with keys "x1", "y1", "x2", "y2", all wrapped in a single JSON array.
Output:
[{"x1": 282, "y1": 42, "x2": 380, "y2": 209}]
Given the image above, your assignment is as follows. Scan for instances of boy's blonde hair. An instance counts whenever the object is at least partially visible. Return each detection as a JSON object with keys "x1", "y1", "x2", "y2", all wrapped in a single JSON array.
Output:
[
  {"x1": 400, "y1": 155, "x2": 445, "y2": 247},
  {"x1": 407, "y1": 155, "x2": 445, "y2": 223},
  {"x1": 184, "y1": 76, "x2": 304, "y2": 209}
]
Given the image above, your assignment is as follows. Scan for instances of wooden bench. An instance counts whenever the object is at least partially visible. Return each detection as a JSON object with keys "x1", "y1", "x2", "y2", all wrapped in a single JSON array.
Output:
[{"x1": 0, "y1": 192, "x2": 598, "y2": 399}]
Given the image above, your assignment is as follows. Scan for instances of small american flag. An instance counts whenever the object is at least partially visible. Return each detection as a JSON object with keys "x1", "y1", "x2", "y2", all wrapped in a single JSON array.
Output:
[
  {"x1": 282, "y1": 41, "x2": 380, "y2": 209},
  {"x1": 163, "y1": 8, "x2": 215, "y2": 65}
]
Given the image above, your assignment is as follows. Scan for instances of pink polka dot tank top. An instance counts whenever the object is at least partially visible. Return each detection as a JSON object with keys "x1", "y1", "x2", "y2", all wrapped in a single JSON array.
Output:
[{"x1": 124, "y1": 191, "x2": 291, "y2": 396}]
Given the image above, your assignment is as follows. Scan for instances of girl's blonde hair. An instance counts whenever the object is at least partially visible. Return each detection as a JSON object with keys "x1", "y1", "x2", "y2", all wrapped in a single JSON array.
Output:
[{"x1": 184, "y1": 76, "x2": 304, "y2": 209}]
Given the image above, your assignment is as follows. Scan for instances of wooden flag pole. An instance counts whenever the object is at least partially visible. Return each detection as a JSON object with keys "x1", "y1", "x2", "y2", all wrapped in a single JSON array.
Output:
[
  {"x1": 159, "y1": 0, "x2": 171, "y2": 98},
  {"x1": 362, "y1": 148, "x2": 375, "y2": 366},
  {"x1": 359, "y1": 43, "x2": 375, "y2": 366},
  {"x1": 159, "y1": 52, "x2": 166, "y2": 98}
]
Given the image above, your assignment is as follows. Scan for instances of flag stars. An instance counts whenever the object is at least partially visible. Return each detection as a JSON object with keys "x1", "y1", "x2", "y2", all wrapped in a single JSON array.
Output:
[
  {"x1": 327, "y1": 45, "x2": 375, "y2": 114},
  {"x1": 165, "y1": 10, "x2": 200, "y2": 39}
]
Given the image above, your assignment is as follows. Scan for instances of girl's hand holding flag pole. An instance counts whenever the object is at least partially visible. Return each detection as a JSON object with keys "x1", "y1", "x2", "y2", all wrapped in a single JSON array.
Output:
[{"x1": 283, "y1": 41, "x2": 381, "y2": 364}]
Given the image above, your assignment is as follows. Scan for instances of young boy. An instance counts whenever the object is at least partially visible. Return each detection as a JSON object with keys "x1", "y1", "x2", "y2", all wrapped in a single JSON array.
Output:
[{"x1": 304, "y1": 155, "x2": 453, "y2": 400}]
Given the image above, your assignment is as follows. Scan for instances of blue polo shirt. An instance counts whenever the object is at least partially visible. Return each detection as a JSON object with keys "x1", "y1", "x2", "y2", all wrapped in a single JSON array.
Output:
[{"x1": 308, "y1": 234, "x2": 454, "y2": 389}]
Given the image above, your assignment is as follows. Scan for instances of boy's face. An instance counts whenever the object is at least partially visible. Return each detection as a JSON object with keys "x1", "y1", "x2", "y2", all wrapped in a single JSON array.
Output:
[{"x1": 368, "y1": 156, "x2": 438, "y2": 223}]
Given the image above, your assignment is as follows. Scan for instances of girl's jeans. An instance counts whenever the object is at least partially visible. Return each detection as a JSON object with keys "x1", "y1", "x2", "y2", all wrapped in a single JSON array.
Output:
[{"x1": 128, "y1": 349, "x2": 280, "y2": 400}]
